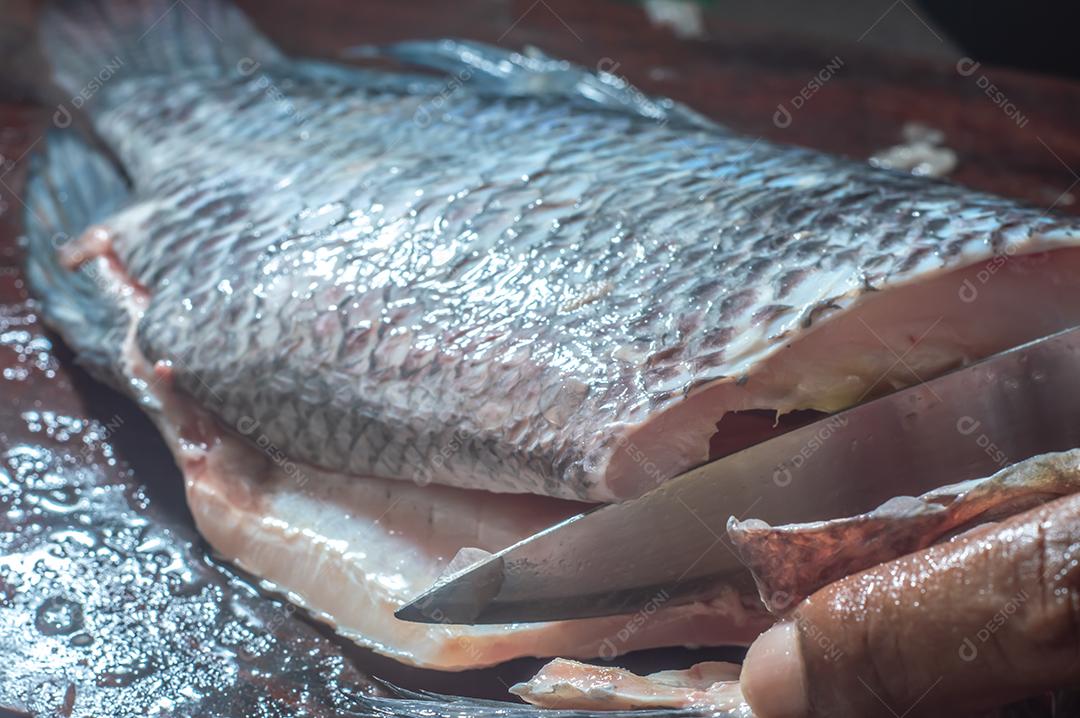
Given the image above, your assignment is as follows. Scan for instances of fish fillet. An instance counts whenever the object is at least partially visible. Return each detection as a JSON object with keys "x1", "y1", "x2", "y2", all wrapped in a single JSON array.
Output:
[
  {"x1": 22, "y1": 0, "x2": 1080, "y2": 669},
  {"x1": 163, "y1": 352, "x2": 767, "y2": 668}
]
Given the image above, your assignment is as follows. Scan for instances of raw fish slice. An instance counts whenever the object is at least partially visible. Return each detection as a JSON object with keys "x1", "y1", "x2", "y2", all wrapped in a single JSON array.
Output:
[{"x1": 511, "y1": 658, "x2": 752, "y2": 714}]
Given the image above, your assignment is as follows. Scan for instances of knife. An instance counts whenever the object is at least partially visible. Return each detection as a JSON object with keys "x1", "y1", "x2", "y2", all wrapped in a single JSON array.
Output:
[{"x1": 396, "y1": 325, "x2": 1080, "y2": 625}]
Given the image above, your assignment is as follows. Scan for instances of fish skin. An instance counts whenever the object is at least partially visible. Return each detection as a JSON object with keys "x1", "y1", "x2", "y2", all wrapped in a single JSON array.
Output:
[{"x1": 30, "y1": 1, "x2": 1080, "y2": 505}]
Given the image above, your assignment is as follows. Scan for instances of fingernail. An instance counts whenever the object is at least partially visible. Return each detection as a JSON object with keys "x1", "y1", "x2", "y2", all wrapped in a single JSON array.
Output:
[{"x1": 741, "y1": 621, "x2": 810, "y2": 718}]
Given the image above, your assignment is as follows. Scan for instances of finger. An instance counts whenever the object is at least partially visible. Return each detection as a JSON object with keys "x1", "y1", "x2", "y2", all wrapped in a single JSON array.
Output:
[{"x1": 740, "y1": 492, "x2": 1080, "y2": 718}]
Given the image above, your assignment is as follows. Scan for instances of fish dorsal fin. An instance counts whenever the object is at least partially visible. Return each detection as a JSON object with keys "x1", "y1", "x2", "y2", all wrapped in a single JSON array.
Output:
[{"x1": 347, "y1": 39, "x2": 717, "y2": 129}]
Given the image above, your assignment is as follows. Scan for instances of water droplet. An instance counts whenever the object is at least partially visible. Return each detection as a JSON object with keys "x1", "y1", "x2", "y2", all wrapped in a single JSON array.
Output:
[
  {"x1": 34, "y1": 486, "x2": 83, "y2": 514},
  {"x1": 97, "y1": 653, "x2": 154, "y2": 687},
  {"x1": 69, "y1": 632, "x2": 94, "y2": 647},
  {"x1": 35, "y1": 595, "x2": 84, "y2": 635}
]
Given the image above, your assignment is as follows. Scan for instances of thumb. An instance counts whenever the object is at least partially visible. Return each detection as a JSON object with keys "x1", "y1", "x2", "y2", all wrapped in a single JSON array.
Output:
[{"x1": 740, "y1": 492, "x2": 1080, "y2": 718}]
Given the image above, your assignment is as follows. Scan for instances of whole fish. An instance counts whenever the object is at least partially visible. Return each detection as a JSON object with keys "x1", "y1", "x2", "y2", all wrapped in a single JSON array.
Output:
[{"x1": 23, "y1": 0, "x2": 1080, "y2": 673}]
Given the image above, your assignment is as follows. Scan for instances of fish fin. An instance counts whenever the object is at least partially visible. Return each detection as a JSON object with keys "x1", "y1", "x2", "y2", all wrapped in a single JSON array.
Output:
[
  {"x1": 40, "y1": 0, "x2": 282, "y2": 110},
  {"x1": 23, "y1": 130, "x2": 132, "y2": 381},
  {"x1": 346, "y1": 39, "x2": 716, "y2": 129},
  {"x1": 288, "y1": 58, "x2": 449, "y2": 95}
]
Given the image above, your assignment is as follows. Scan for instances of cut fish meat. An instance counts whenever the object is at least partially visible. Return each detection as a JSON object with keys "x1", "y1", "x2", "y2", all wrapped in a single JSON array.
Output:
[
  {"x1": 511, "y1": 658, "x2": 751, "y2": 714},
  {"x1": 22, "y1": 0, "x2": 1080, "y2": 670},
  {"x1": 176, "y1": 377, "x2": 767, "y2": 668}
]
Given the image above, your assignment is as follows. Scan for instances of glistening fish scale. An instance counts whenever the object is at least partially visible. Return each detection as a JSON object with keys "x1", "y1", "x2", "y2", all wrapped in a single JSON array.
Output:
[{"x1": 66, "y1": 57, "x2": 1079, "y2": 501}]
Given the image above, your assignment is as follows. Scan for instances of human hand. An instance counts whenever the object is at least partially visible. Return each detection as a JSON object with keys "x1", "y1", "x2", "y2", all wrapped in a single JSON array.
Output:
[{"x1": 740, "y1": 492, "x2": 1080, "y2": 717}]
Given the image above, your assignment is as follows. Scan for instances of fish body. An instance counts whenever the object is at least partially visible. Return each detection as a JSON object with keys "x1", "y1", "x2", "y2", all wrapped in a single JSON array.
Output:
[
  {"x1": 28, "y1": 0, "x2": 1080, "y2": 505},
  {"x1": 23, "y1": 0, "x2": 1080, "y2": 671}
]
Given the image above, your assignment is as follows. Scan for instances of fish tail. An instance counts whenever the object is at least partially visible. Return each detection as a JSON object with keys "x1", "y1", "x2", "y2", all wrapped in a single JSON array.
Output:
[
  {"x1": 23, "y1": 130, "x2": 132, "y2": 383},
  {"x1": 40, "y1": 0, "x2": 281, "y2": 115}
]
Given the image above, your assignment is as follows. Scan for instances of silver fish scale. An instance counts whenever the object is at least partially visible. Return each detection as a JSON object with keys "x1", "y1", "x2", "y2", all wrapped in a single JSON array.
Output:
[{"x1": 87, "y1": 67, "x2": 1078, "y2": 502}]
